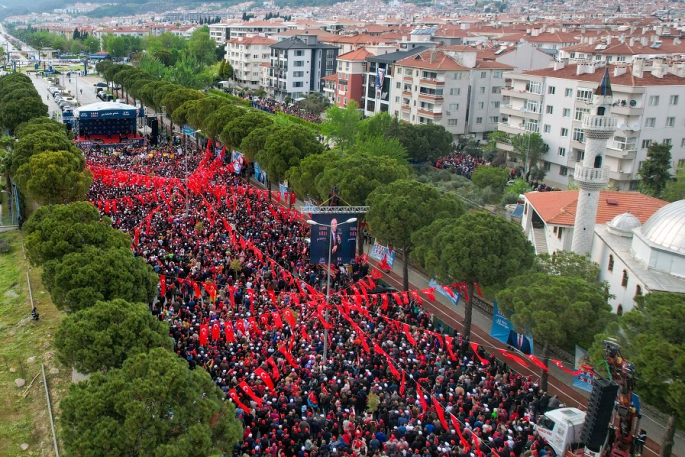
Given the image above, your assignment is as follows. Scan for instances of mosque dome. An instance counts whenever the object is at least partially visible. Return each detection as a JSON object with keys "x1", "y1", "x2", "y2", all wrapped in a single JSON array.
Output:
[
  {"x1": 607, "y1": 212, "x2": 642, "y2": 237},
  {"x1": 640, "y1": 200, "x2": 685, "y2": 254}
]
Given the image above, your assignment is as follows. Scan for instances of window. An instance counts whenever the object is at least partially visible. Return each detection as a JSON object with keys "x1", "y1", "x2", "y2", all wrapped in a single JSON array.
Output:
[
  {"x1": 528, "y1": 81, "x2": 543, "y2": 94},
  {"x1": 575, "y1": 107, "x2": 590, "y2": 121},
  {"x1": 544, "y1": 162, "x2": 551, "y2": 171},
  {"x1": 649, "y1": 95, "x2": 660, "y2": 106},
  {"x1": 664, "y1": 138, "x2": 672, "y2": 145},
  {"x1": 479, "y1": 87, "x2": 486, "y2": 94},
  {"x1": 448, "y1": 119, "x2": 458, "y2": 126},
  {"x1": 559, "y1": 166, "x2": 568, "y2": 176},
  {"x1": 544, "y1": 124, "x2": 551, "y2": 133},
  {"x1": 565, "y1": 88, "x2": 573, "y2": 97},
  {"x1": 493, "y1": 71, "x2": 502, "y2": 78},
  {"x1": 557, "y1": 227, "x2": 563, "y2": 239},
  {"x1": 525, "y1": 100, "x2": 540, "y2": 113},
  {"x1": 450, "y1": 88, "x2": 460, "y2": 95},
  {"x1": 546, "y1": 105, "x2": 554, "y2": 114},
  {"x1": 622, "y1": 270, "x2": 629, "y2": 287},
  {"x1": 558, "y1": 147, "x2": 566, "y2": 156},
  {"x1": 613, "y1": 136, "x2": 637, "y2": 151},
  {"x1": 492, "y1": 86, "x2": 501, "y2": 94},
  {"x1": 635, "y1": 285, "x2": 642, "y2": 297},
  {"x1": 608, "y1": 255, "x2": 614, "y2": 272},
  {"x1": 422, "y1": 71, "x2": 438, "y2": 80},
  {"x1": 670, "y1": 95, "x2": 679, "y2": 105},
  {"x1": 548, "y1": 86, "x2": 556, "y2": 94},
  {"x1": 478, "y1": 102, "x2": 485, "y2": 109},
  {"x1": 666, "y1": 117, "x2": 675, "y2": 127},
  {"x1": 681, "y1": 138, "x2": 685, "y2": 147},
  {"x1": 560, "y1": 128, "x2": 569, "y2": 137},
  {"x1": 577, "y1": 88, "x2": 593, "y2": 102},
  {"x1": 293, "y1": 81, "x2": 303, "y2": 87},
  {"x1": 294, "y1": 61, "x2": 304, "y2": 67},
  {"x1": 293, "y1": 71, "x2": 304, "y2": 77},
  {"x1": 480, "y1": 71, "x2": 487, "y2": 78},
  {"x1": 452, "y1": 72, "x2": 462, "y2": 80},
  {"x1": 641, "y1": 139, "x2": 652, "y2": 149},
  {"x1": 294, "y1": 50, "x2": 304, "y2": 56},
  {"x1": 395, "y1": 96, "x2": 400, "y2": 103},
  {"x1": 573, "y1": 128, "x2": 585, "y2": 143},
  {"x1": 563, "y1": 108, "x2": 571, "y2": 118},
  {"x1": 476, "y1": 117, "x2": 483, "y2": 124},
  {"x1": 491, "y1": 101, "x2": 500, "y2": 108},
  {"x1": 489, "y1": 116, "x2": 499, "y2": 123},
  {"x1": 396, "y1": 82, "x2": 401, "y2": 89},
  {"x1": 449, "y1": 103, "x2": 459, "y2": 110},
  {"x1": 576, "y1": 149, "x2": 585, "y2": 161},
  {"x1": 396, "y1": 68, "x2": 402, "y2": 74}
]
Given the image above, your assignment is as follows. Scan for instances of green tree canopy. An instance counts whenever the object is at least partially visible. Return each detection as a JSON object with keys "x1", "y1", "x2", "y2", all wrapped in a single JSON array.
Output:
[
  {"x1": 367, "y1": 179, "x2": 465, "y2": 290},
  {"x1": 15, "y1": 117, "x2": 65, "y2": 139},
  {"x1": 510, "y1": 132, "x2": 548, "y2": 172},
  {"x1": 204, "y1": 104, "x2": 245, "y2": 140},
  {"x1": 10, "y1": 130, "x2": 79, "y2": 176},
  {"x1": 14, "y1": 151, "x2": 92, "y2": 205},
  {"x1": 61, "y1": 348, "x2": 243, "y2": 457},
  {"x1": 592, "y1": 293, "x2": 685, "y2": 457},
  {"x1": 411, "y1": 211, "x2": 535, "y2": 339},
  {"x1": 639, "y1": 142, "x2": 672, "y2": 198},
  {"x1": 55, "y1": 299, "x2": 172, "y2": 374},
  {"x1": 535, "y1": 250, "x2": 609, "y2": 296},
  {"x1": 298, "y1": 92, "x2": 330, "y2": 117},
  {"x1": 42, "y1": 246, "x2": 157, "y2": 314},
  {"x1": 470, "y1": 166, "x2": 509, "y2": 192},
  {"x1": 23, "y1": 202, "x2": 130, "y2": 266},
  {"x1": 396, "y1": 122, "x2": 454, "y2": 163},
  {"x1": 221, "y1": 110, "x2": 273, "y2": 151},
  {"x1": 240, "y1": 126, "x2": 273, "y2": 162},
  {"x1": 161, "y1": 88, "x2": 205, "y2": 115},
  {"x1": 351, "y1": 136, "x2": 408, "y2": 164},
  {"x1": 320, "y1": 100, "x2": 362, "y2": 153},
  {"x1": 285, "y1": 150, "x2": 341, "y2": 202},
  {"x1": 2, "y1": 97, "x2": 48, "y2": 133},
  {"x1": 662, "y1": 167, "x2": 685, "y2": 202},
  {"x1": 358, "y1": 112, "x2": 393, "y2": 143},
  {"x1": 185, "y1": 26, "x2": 218, "y2": 66},
  {"x1": 497, "y1": 272, "x2": 612, "y2": 390}
]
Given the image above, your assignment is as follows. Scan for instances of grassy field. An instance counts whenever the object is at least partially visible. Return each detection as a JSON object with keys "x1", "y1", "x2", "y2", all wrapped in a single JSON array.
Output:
[{"x1": 0, "y1": 229, "x2": 70, "y2": 456}]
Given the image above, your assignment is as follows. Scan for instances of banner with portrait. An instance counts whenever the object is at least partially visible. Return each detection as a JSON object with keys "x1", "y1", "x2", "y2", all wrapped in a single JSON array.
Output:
[
  {"x1": 573, "y1": 345, "x2": 595, "y2": 392},
  {"x1": 490, "y1": 301, "x2": 534, "y2": 355},
  {"x1": 369, "y1": 241, "x2": 395, "y2": 268},
  {"x1": 428, "y1": 278, "x2": 460, "y2": 308},
  {"x1": 309, "y1": 213, "x2": 357, "y2": 265}
]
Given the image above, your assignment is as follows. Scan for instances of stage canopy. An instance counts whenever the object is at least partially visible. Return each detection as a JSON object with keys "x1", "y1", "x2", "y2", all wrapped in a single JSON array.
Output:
[{"x1": 75, "y1": 101, "x2": 145, "y2": 120}]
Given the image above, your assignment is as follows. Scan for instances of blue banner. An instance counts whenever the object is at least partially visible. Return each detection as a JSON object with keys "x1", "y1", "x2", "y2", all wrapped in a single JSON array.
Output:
[
  {"x1": 369, "y1": 241, "x2": 396, "y2": 268},
  {"x1": 254, "y1": 162, "x2": 267, "y2": 185},
  {"x1": 279, "y1": 182, "x2": 288, "y2": 201},
  {"x1": 490, "y1": 301, "x2": 534, "y2": 355},
  {"x1": 573, "y1": 345, "x2": 595, "y2": 392},
  {"x1": 428, "y1": 278, "x2": 459, "y2": 307}
]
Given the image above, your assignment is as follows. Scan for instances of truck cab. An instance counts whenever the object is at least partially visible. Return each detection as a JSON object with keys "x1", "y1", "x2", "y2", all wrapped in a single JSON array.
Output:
[{"x1": 535, "y1": 408, "x2": 586, "y2": 456}]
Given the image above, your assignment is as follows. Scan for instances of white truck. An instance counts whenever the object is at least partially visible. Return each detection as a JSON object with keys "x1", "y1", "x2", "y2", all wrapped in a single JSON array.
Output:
[{"x1": 535, "y1": 407, "x2": 587, "y2": 456}]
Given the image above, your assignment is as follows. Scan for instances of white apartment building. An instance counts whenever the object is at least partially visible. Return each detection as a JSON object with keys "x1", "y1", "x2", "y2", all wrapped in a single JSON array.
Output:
[
  {"x1": 210, "y1": 21, "x2": 291, "y2": 45},
  {"x1": 225, "y1": 35, "x2": 276, "y2": 91},
  {"x1": 268, "y1": 35, "x2": 339, "y2": 101},
  {"x1": 465, "y1": 60, "x2": 512, "y2": 140},
  {"x1": 389, "y1": 49, "x2": 471, "y2": 138},
  {"x1": 498, "y1": 59, "x2": 685, "y2": 190}
]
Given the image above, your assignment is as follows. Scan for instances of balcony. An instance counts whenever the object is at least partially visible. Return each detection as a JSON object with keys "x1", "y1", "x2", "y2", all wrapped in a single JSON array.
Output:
[
  {"x1": 608, "y1": 169, "x2": 633, "y2": 181},
  {"x1": 404, "y1": 76, "x2": 414, "y2": 82},
  {"x1": 574, "y1": 165, "x2": 609, "y2": 186},
  {"x1": 418, "y1": 109, "x2": 442, "y2": 117},
  {"x1": 582, "y1": 115, "x2": 618, "y2": 132},
  {"x1": 501, "y1": 87, "x2": 543, "y2": 101},
  {"x1": 498, "y1": 122, "x2": 533, "y2": 136},
  {"x1": 418, "y1": 92, "x2": 443, "y2": 101},
  {"x1": 612, "y1": 104, "x2": 643, "y2": 116},
  {"x1": 402, "y1": 90, "x2": 412, "y2": 97},
  {"x1": 401, "y1": 105, "x2": 411, "y2": 111},
  {"x1": 419, "y1": 78, "x2": 444, "y2": 86},
  {"x1": 500, "y1": 104, "x2": 542, "y2": 119},
  {"x1": 606, "y1": 147, "x2": 637, "y2": 160}
]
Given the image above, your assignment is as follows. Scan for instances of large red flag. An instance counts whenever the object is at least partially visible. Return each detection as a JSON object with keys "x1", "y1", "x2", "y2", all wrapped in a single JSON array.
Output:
[
  {"x1": 266, "y1": 357, "x2": 280, "y2": 381},
  {"x1": 399, "y1": 370, "x2": 406, "y2": 396},
  {"x1": 279, "y1": 345, "x2": 298, "y2": 369},
  {"x1": 239, "y1": 381, "x2": 263, "y2": 406},
  {"x1": 552, "y1": 359, "x2": 582, "y2": 376},
  {"x1": 211, "y1": 322, "x2": 220, "y2": 341},
  {"x1": 470, "y1": 342, "x2": 490, "y2": 366},
  {"x1": 415, "y1": 382, "x2": 428, "y2": 411},
  {"x1": 228, "y1": 389, "x2": 250, "y2": 411},
  {"x1": 159, "y1": 275, "x2": 166, "y2": 297},
  {"x1": 450, "y1": 414, "x2": 470, "y2": 448},
  {"x1": 255, "y1": 367, "x2": 275, "y2": 391},
  {"x1": 225, "y1": 322, "x2": 234, "y2": 343},
  {"x1": 527, "y1": 354, "x2": 549, "y2": 372},
  {"x1": 432, "y1": 397, "x2": 450, "y2": 431},
  {"x1": 199, "y1": 324, "x2": 209, "y2": 346},
  {"x1": 497, "y1": 348, "x2": 530, "y2": 368}
]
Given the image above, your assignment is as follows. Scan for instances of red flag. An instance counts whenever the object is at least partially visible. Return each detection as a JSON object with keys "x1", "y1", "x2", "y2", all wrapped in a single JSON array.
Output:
[
  {"x1": 403, "y1": 324, "x2": 417, "y2": 346},
  {"x1": 399, "y1": 370, "x2": 406, "y2": 396},
  {"x1": 282, "y1": 309, "x2": 296, "y2": 328},
  {"x1": 474, "y1": 282, "x2": 483, "y2": 297},
  {"x1": 415, "y1": 382, "x2": 428, "y2": 411},
  {"x1": 381, "y1": 294, "x2": 389, "y2": 311},
  {"x1": 272, "y1": 311, "x2": 283, "y2": 329},
  {"x1": 443, "y1": 335, "x2": 458, "y2": 361},
  {"x1": 255, "y1": 367, "x2": 275, "y2": 391},
  {"x1": 497, "y1": 348, "x2": 529, "y2": 368},
  {"x1": 199, "y1": 324, "x2": 209, "y2": 346},
  {"x1": 371, "y1": 268, "x2": 383, "y2": 279},
  {"x1": 279, "y1": 345, "x2": 298, "y2": 369},
  {"x1": 228, "y1": 388, "x2": 250, "y2": 411},
  {"x1": 527, "y1": 354, "x2": 549, "y2": 372},
  {"x1": 421, "y1": 287, "x2": 436, "y2": 301},
  {"x1": 552, "y1": 359, "x2": 582, "y2": 376},
  {"x1": 192, "y1": 281, "x2": 201, "y2": 298},
  {"x1": 470, "y1": 342, "x2": 490, "y2": 365},
  {"x1": 239, "y1": 381, "x2": 263, "y2": 406},
  {"x1": 432, "y1": 397, "x2": 450, "y2": 432},
  {"x1": 378, "y1": 255, "x2": 391, "y2": 271},
  {"x1": 409, "y1": 290, "x2": 421, "y2": 303},
  {"x1": 211, "y1": 322, "x2": 220, "y2": 341},
  {"x1": 267, "y1": 357, "x2": 280, "y2": 380},
  {"x1": 225, "y1": 322, "x2": 234, "y2": 343},
  {"x1": 159, "y1": 275, "x2": 166, "y2": 297}
]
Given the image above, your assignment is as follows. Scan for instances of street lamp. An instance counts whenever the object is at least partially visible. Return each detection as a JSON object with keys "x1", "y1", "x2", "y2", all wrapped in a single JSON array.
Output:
[{"x1": 305, "y1": 217, "x2": 358, "y2": 365}]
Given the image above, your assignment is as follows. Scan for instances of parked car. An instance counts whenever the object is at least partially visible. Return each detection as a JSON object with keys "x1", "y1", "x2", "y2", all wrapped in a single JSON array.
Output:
[{"x1": 93, "y1": 82, "x2": 107, "y2": 88}]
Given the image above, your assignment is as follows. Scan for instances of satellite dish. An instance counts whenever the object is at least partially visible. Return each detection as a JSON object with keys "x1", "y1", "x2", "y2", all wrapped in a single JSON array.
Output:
[
  {"x1": 619, "y1": 123, "x2": 628, "y2": 130},
  {"x1": 632, "y1": 124, "x2": 641, "y2": 131},
  {"x1": 629, "y1": 99, "x2": 637, "y2": 107}
]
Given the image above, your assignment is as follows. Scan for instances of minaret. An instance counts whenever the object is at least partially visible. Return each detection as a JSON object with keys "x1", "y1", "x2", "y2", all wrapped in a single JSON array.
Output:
[{"x1": 571, "y1": 69, "x2": 617, "y2": 254}]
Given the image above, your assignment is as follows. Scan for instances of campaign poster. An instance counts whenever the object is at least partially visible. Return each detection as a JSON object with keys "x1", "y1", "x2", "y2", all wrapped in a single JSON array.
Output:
[
  {"x1": 309, "y1": 214, "x2": 357, "y2": 265},
  {"x1": 490, "y1": 301, "x2": 534, "y2": 355},
  {"x1": 573, "y1": 345, "x2": 595, "y2": 392},
  {"x1": 369, "y1": 241, "x2": 396, "y2": 268},
  {"x1": 254, "y1": 162, "x2": 267, "y2": 185},
  {"x1": 428, "y1": 278, "x2": 460, "y2": 307}
]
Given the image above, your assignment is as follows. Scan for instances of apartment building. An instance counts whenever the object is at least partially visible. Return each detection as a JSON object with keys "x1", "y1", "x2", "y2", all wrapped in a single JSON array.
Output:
[
  {"x1": 268, "y1": 34, "x2": 340, "y2": 101},
  {"x1": 323, "y1": 47, "x2": 372, "y2": 107},
  {"x1": 388, "y1": 49, "x2": 471, "y2": 138},
  {"x1": 209, "y1": 21, "x2": 290, "y2": 45},
  {"x1": 498, "y1": 59, "x2": 685, "y2": 190},
  {"x1": 465, "y1": 60, "x2": 513, "y2": 140},
  {"x1": 559, "y1": 36, "x2": 685, "y2": 64},
  {"x1": 225, "y1": 35, "x2": 276, "y2": 91}
]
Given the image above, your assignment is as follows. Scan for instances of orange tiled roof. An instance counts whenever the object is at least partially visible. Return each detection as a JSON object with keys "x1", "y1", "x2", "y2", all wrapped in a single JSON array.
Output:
[
  {"x1": 525, "y1": 190, "x2": 668, "y2": 226},
  {"x1": 522, "y1": 64, "x2": 685, "y2": 87},
  {"x1": 394, "y1": 49, "x2": 469, "y2": 71}
]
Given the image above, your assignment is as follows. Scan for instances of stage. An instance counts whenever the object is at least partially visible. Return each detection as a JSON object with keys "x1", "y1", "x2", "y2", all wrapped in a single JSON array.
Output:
[
  {"x1": 71, "y1": 101, "x2": 146, "y2": 148},
  {"x1": 76, "y1": 133, "x2": 145, "y2": 148}
]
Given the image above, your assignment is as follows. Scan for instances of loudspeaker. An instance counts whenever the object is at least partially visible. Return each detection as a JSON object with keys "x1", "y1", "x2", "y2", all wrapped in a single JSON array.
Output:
[
  {"x1": 581, "y1": 377, "x2": 619, "y2": 451},
  {"x1": 146, "y1": 116, "x2": 157, "y2": 128}
]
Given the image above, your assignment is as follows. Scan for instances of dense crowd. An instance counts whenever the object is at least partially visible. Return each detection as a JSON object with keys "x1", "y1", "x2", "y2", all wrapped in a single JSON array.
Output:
[
  {"x1": 84, "y1": 142, "x2": 561, "y2": 457},
  {"x1": 435, "y1": 152, "x2": 490, "y2": 179},
  {"x1": 249, "y1": 97, "x2": 323, "y2": 124}
]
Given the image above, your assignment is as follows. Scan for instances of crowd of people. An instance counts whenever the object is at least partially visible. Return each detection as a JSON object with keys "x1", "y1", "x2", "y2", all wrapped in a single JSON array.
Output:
[
  {"x1": 84, "y1": 141, "x2": 562, "y2": 457},
  {"x1": 435, "y1": 152, "x2": 490, "y2": 179},
  {"x1": 248, "y1": 97, "x2": 323, "y2": 124}
]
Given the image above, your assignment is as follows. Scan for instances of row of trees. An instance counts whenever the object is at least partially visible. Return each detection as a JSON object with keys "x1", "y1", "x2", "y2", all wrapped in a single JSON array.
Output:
[
  {"x1": 22, "y1": 200, "x2": 243, "y2": 455},
  {"x1": 8, "y1": 24, "x2": 100, "y2": 55}
]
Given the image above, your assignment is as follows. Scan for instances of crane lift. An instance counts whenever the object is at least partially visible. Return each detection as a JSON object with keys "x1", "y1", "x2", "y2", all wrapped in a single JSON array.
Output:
[{"x1": 535, "y1": 339, "x2": 641, "y2": 457}]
